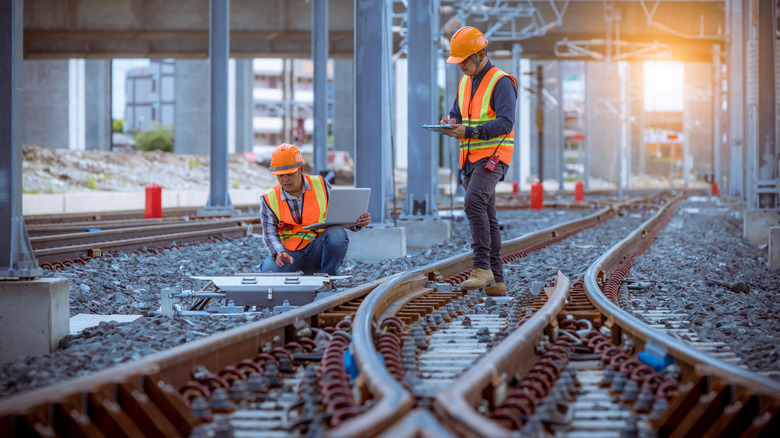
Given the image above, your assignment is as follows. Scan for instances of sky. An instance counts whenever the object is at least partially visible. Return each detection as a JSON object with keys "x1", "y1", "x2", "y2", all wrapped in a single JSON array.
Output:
[{"x1": 112, "y1": 58, "x2": 150, "y2": 120}]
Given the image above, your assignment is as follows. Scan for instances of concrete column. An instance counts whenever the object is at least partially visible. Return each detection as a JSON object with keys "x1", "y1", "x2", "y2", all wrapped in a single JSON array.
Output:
[
  {"x1": 23, "y1": 60, "x2": 70, "y2": 149},
  {"x1": 0, "y1": 279, "x2": 69, "y2": 360},
  {"x1": 333, "y1": 59, "x2": 353, "y2": 154},
  {"x1": 511, "y1": 44, "x2": 523, "y2": 191},
  {"x1": 404, "y1": 0, "x2": 438, "y2": 217},
  {"x1": 234, "y1": 59, "x2": 254, "y2": 153},
  {"x1": 755, "y1": 0, "x2": 777, "y2": 210},
  {"x1": 1, "y1": 0, "x2": 41, "y2": 278},
  {"x1": 770, "y1": 227, "x2": 780, "y2": 271},
  {"x1": 354, "y1": 0, "x2": 390, "y2": 224},
  {"x1": 174, "y1": 59, "x2": 210, "y2": 154},
  {"x1": 85, "y1": 60, "x2": 111, "y2": 150},
  {"x1": 312, "y1": 0, "x2": 329, "y2": 175},
  {"x1": 713, "y1": 44, "x2": 723, "y2": 188},
  {"x1": 586, "y1": 61, "x2": 619, "y2": 184},
  {"x1": 557, "y1": 61, "x2": 565, "y2": 192},
  {"x1": 683, "y1": 62, "x2": 714, "y2": 185},
  {"x1": 518, "y1": 58, "x2": 531, "y2": 190},
  {"x1": 727, "y1": 0, "x2": 745, "y2": 198},
  {"x1": 583, "y1": 61, "x2": 591, "y2": 189}
]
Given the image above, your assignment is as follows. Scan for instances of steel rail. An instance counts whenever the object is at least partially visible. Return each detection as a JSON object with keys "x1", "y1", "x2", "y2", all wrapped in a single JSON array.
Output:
[
  {"x1": 0, "y1": 278, "x2": 385, "y2": 435},
  {"x1": 25, "y1": 215, "x2": 235, "y2": 236},
  {"x1": 433, "y1": 272, "x2": 571, "y2": 438},
  {"x1": 583, "y1": 196, "x2": 780, "y2": 397},
  {"x1": 34, "y1": 225, "x2": 250, "y2": 265},
  {"x1": 329, "y1": 206, "x2": 619, "y2": 437},
  {"x1": 30, "y1": 216, "x2": 259, "y2": 248}
]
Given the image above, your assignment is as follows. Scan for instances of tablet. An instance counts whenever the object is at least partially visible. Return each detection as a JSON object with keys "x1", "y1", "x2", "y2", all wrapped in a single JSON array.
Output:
[{"x1": 422, "y1": 124, "x2": 455, "y2": 136}]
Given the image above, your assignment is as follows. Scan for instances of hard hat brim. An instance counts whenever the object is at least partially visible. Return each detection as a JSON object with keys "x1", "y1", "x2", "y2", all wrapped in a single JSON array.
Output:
[
  {"x1": 447, "y1": 55, "x2": 467, "y2": 64},
  {"x1": 271, "y1": 165, "x2": 302, "y2": 175}
]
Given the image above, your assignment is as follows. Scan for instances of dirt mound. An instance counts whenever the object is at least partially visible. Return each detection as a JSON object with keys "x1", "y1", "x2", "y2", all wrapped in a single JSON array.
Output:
[{"x1": 22, "y1": 144, "x2": 277, "y2": 194}]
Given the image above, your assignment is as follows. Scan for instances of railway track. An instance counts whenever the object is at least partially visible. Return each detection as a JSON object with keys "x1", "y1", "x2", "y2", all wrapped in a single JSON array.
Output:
[
  {"x1": 3, "y1": 191, "x2": 777, "y2": 437},
  {"x1": 27, "y1": 215, "x2": 260, "y2": 267}
]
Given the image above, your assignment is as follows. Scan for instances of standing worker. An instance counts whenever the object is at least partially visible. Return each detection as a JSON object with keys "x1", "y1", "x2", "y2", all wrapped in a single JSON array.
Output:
[
  {"x1": 260, "y1": 143, "x2": 371, "y2": 275},
  {"x1": 441, "y1": 26, "x2": 518, "y2": 296}
]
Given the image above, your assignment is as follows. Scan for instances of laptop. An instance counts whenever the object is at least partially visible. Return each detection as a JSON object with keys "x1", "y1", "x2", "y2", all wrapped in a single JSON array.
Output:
[{"x1": 303, "y1": 187, "x2": 371, "y2": 230}]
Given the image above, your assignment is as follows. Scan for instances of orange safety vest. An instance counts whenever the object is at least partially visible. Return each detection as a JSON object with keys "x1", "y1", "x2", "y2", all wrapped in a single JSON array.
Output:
[
  {"x1": 457, "y1": 66, "x2": 517, "y2": 169},
  {"x1": 263, "y1": 175, "x2": 328, "y2": 251}
]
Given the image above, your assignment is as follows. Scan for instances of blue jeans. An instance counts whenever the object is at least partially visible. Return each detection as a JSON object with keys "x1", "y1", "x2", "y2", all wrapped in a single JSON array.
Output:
[{"x1": 260, "y1": 226, "x2": 349, "y2": 275}]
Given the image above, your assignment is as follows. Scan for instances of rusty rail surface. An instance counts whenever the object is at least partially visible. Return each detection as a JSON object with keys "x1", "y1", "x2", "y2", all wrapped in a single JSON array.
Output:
[
  {"x1": 583, "y1": 196, "x2": 780, "y2": 435},
  {"x1": 434, "y1": 272, "x2": 571, "y2": 438},
  {"x1": 328, "y1": 207, "x2": 620, "y2": 437},
  {"x1": 32, "y1": 216, "x2": 260, "y2": 266}
]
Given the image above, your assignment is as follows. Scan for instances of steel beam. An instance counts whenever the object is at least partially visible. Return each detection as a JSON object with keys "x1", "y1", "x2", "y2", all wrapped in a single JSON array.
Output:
[
  {"x1": 312, "y1": 0, "x2": 329, "y2": 175},
  {"x1": 203, "y1": 0, "x2": 233, "y2": 213},
  {"x1": 354, "y1": 0, "x2": 390, "y2": 224},
  {"x1": 404, "y1": 0, "x2": 438, "y2": 217},
  {"x1": 0, "y1": 0, "x2": 41, "y2": 278}
]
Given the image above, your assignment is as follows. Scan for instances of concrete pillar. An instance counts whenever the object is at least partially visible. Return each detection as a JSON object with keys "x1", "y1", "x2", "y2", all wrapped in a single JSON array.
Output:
[
  {"x1": 23, "y1": 60, "x2": 70, "y2": 149},
  {"x1": 85, "y1": 60, "x2": 112, "y2": 150},
  {"x1": 234, "y1": 59, "x2": 254, "y2": 153},
  {"x1": 586, "y1": 61, "x2": 619, "y2": 184},
  {"x1": 727, "y1": 0, "x2": 745, "y2": 199},
  {"x1": 683, "y1": 62, "x2": 713, "y2": 184},
  {"x1": 770, "y1": 227, "x2": 780, "y2": 271},
  {"x1": 0, "y1": 278, "x2": 69, "y2": 361},
  {"x1": 404, "y1": 0, "x2": 438, "y2": 217},
  {"x1": 333, "y1": 59, "x2": 353, "y2": 154},
  {"x1": 743, "y1": 211, "x2": 780, "y2": 246},
  {"x1": 557, "y1": 61, "x2": 565, "y2": 192},
  {"x1": 755, "y1": 0, "x2": 777, "y2": 210},
  {"x1": 174, "y1": 59, "x2": 210, "y2": 154},
  {"x1": 354, "y1": 0, "x2": 391, "y2": 224}
]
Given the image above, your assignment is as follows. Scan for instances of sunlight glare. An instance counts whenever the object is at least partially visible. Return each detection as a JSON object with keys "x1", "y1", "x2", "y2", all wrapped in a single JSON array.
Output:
[{"x1": 643, "y1": 61, "x2": 684, "y2": 112}]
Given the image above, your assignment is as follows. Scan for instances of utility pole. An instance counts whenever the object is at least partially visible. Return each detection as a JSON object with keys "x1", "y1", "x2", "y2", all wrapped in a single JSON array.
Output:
[{"x1": 535, "y1": 65, "x2": 544, "y2": 182}]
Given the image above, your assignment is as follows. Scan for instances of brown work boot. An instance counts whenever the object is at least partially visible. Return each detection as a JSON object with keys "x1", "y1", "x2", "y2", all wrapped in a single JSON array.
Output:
[
  {"x1": 460, "y1": 268, "x2": 495, "y2": 290},
  {"x1": 485, "y1": 281, "x2": 506, "y2": 296}
]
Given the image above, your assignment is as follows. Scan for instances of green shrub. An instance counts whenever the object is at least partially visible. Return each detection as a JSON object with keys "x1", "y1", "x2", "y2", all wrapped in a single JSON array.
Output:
[
  {"x1": 112, "y1": 119, "x2": 124, "y2": 133},
  {"x1": 134, "y1": 124, "x2": 173, "y2": 153}
]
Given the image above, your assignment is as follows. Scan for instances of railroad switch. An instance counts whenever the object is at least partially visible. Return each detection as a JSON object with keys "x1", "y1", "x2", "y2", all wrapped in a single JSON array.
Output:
[{"x1": 159, "y1": 273, "x2": 348, "y2": 317}]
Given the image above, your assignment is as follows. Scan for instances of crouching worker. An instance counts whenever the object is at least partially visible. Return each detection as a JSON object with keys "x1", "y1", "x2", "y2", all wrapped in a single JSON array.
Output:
[{"x1": 260, "y1": 143, "x2": 371, "y2": 275}]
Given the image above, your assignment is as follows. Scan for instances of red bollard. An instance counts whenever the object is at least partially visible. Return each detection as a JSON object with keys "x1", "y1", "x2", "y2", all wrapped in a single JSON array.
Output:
[
  {"x1": 711, "y1": 181, "x2": 718, "y2": 196},
  {"x1": 512, "y1": 180, "x2": 519, "y2": 194},
  {"x1": 574, "y1": 180, "x2": 584, "y2": 202},
  {"x1": 145, "y1": 182, "x2": 162, "y2": 219},
  {"x1": 530, "y1": 181, "x2": 544, "y2": 210}
]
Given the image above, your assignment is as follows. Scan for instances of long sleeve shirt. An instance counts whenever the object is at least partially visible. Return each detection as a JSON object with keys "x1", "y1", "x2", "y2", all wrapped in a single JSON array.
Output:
[
  {"x1": 260, "y1": 177, "x2": 333, "y2": 257},
  {"x1": 448, "y1": 60, "x2": 517, "y2": 177}
]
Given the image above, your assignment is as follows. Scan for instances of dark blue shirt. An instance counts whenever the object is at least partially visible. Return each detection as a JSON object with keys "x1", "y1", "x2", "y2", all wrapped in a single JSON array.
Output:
[{"x1": 448, "y1": 60, "x2": 517, "y2": 177}]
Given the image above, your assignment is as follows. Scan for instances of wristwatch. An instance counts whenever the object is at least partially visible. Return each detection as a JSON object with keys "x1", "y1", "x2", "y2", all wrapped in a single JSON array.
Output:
[{"x1": 471, "y1": 126, "x2": 480, "y2": 139}]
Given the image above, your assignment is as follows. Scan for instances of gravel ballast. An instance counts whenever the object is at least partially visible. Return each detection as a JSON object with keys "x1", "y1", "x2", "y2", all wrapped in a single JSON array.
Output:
[{"x1": 1, "y1": 198, "x2": 778, "y2": 399}]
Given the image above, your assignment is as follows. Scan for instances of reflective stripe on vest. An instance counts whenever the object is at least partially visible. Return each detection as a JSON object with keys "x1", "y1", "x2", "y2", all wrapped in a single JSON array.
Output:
[
  {"x1": 457, "y1": 66, "x2": 518, "y2": 169},
  {"x1": 263, "y1": 175, "x2": 328, "y2": 251}
]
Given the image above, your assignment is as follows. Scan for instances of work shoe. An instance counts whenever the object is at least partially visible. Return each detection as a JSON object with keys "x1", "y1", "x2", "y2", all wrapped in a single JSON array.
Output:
[
  {"x1": 460, "y1": 268, "x2": 495, "y2": 290},
  {"x1": 485, "y1": 282, "x2": 506, "y2": 296}
]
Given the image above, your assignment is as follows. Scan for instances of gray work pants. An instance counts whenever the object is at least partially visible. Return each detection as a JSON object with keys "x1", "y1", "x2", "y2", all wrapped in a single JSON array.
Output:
[{"x1": 462, "y1": 162, "x2": 504, "y2": 283}]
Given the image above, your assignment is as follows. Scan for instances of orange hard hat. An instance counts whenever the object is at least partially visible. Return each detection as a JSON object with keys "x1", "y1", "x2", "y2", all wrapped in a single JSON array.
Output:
[
  {"x1": 447, "y1": 26, "x2": 488, "y2": 64},
  {"x1": 269, "y1": 143, "x2": 305, "y2": 175}
]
